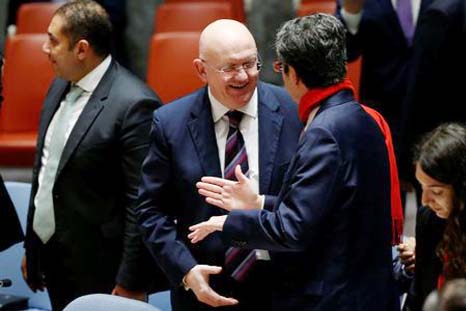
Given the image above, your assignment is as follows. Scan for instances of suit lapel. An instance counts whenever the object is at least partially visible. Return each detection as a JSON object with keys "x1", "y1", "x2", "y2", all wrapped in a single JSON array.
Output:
[
  {"x1": 257, "y1": 83, "x2": 283, "y2": 194},
  {"x1": 55, "y1": 61, "x2": 115, "y2": 177},
  {"x1": 187, "y1": 89, "x2": 222, "y2": 177},
  {"x1": 36, "y1": 80, "x2": 69, "y2": 164}
]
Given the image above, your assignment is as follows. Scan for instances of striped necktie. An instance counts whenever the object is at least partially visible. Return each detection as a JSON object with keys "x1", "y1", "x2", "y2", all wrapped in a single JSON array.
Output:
[{"x1": 223, "y1": 111, "x2": 257, "y2": 282}]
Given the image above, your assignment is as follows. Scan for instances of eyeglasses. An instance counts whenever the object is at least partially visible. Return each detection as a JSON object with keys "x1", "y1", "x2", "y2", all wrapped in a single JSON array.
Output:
[
  {"x1": 273, "y1": 60, "x2": 288, "y2": 73},
  {"x1": 201, "y1": 55, "x2": 262, "y2": 78}
]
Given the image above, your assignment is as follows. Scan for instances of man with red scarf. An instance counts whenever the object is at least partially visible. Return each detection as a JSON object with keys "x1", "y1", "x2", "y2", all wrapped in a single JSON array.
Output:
[{"x1": 190, "y1": 13, "x2": 400, "y2": 310}]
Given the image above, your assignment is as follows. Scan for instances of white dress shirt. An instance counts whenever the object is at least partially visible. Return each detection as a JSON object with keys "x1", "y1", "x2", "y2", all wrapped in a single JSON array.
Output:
[
  {"x1": 35, "y1": 55, "x2": 112, "y2": 207},
  {"x1": 208, "y1": 87, "x2": 270, "y2": 260},
  {"x1": 208, "y1": 87, "x2": 260, "y2": 194},
  {"x1": 341, "y1": 0, "x2": 422, "y2": 35}
]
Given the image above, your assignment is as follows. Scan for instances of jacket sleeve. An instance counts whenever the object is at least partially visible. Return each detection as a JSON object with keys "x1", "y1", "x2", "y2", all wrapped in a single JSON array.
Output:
[
  {"x1": 223, "y1": 126, "x2": 341, "y2": 252},
  {"x1": 135, "y1": 111, "x2": 198, "y2": 287},
  {"x1": 115, "y1": 97, "x2": 169, "y2": 292}
]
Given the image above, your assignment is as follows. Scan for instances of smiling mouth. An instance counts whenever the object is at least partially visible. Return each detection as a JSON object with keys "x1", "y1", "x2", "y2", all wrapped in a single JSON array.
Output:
[{"x1": 230, "y1": 84, "x2": 248, "y2": 90}]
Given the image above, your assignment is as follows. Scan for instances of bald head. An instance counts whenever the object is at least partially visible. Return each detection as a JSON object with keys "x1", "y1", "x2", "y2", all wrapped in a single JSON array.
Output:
[{"x1": 199, "y1": 19, "x2": 256, "y2": 60}]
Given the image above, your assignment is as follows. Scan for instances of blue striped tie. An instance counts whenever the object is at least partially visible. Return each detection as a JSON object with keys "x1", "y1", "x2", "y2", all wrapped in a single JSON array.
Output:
[{"x1": 223, "y1": 111, "x2": 257, "y2": 281}]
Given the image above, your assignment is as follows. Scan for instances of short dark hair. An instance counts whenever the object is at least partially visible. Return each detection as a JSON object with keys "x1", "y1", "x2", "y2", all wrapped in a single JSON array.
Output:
[
  {"x1": 55, "y1": 0, "x2": 112, "y2": 57},
  {"x1": 274, "y1": 13, "x2": 347, "y2": 88}
]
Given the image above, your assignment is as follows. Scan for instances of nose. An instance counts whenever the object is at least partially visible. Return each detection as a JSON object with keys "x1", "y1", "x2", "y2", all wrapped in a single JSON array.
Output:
[
  {"x1": 421, "y1": 190, "x2": 432, "y2": 207},
  {"x1": 233, "y1": 66, "x2": 248, "y2": 81},
  {"x1": 42, "y1": 40, "x2": 50, "y2": 55}
]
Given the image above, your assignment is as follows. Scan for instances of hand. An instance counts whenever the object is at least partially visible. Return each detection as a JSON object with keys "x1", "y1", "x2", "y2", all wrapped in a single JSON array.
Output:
[
  {"x1": 112, "y1": 284, "x2": 147, "y2": 301},
  {"x1": 185, "y1": 265, "x2": 238, "y2": 307},
  {"x1": 342, "y1": 0, "x2": 365, "y2": 14},
  {"x1": 21, "y1": 255, "x2": 45, "y2": 292},
  {"x1": 197, "y1": 165, "x2": 262, "y2": 211},
  {"x1": 188, "y1": 216, "x2": 227, "y2": 243},
  {"x1": 397, "y1": 237, "x2": 416, "y2": 274}
]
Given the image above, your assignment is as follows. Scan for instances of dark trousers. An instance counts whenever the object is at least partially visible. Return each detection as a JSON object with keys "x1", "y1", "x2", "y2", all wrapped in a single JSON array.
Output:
[{"x1": 41, "y1": 238, "x2": 114, "y2": 311}]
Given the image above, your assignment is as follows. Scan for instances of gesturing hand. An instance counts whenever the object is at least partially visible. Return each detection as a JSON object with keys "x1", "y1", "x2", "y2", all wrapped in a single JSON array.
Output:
[
  {"x1": 185, "y1": 265, "x2": 239, "y2": 307},
  {"x1": 196, "y1": 165, "x2": 262, "y2": 211},
  {"x1": 188, "y1": 215, "x2": 227, "y2": 243}
]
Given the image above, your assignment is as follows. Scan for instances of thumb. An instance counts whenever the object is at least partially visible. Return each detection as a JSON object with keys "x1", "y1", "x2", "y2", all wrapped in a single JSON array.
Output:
[
  {"x1": 235, "y1": 165, "x2": 248, "y2": 183},
  {"x1": 204, "y1": 265, "x2": 223, "y2": 275}
]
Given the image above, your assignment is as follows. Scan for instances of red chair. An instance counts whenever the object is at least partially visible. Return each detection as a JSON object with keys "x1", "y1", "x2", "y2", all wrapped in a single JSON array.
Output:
[
  {"x1": 146, "y1": 32, "x2": 204, "y2": 103},
  {"x1": 165, "y1": 0, "x2": 245, "y2": 23},
  {"x1": 154, "y1": 2, "x2": 234, "y2": 33},
  {"x1": 0, "y1": 34, "x2": 55, "y2": 166},
  {"x1": 15, "y1": 2, "x2": 61, "y2": 34},
  {"x1": 296, "y1": 1, "x2": 336, "y2": 16}
]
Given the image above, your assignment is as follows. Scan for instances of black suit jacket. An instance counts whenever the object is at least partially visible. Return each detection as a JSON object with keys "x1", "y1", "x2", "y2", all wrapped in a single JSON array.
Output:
[
  {"x1": 337, "y1": 0, "x2": 433, "y2": 150},
  {"x1": 0, "y1": 173, "x2": 24, "y2": 252},
  {"x1": 405, "y1": 206, "x2": 446, "y2": 311},
  {"x1": 399, "y1": 0, "x2": 466, "y2": 180},
  {"x1": 25, "y1": 60, "x2": 167, "y2": 292}
]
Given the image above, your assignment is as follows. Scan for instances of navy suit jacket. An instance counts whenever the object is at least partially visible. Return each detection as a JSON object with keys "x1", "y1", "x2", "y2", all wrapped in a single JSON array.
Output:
[
  {"x1": 223, "y1": 90, "x2": 398, "y2": 310},
  {"x1": 136, "y1": 83, "x2": 302, "y2": 289},
  {"x1": 337, "y1": 0, "x2": 433, "y2": 149},
  {"x1": 25, "y1": 60, "x2": 167, "y2": 293},
  {"x1": 399, "y1": 0, "x2": 466, "y2": 180}
]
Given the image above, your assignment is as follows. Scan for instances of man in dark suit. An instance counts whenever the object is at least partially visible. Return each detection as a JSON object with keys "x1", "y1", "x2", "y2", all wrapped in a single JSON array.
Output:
[
  {"x1": 136, "y1": 19, "x2": 302, "y2": 310},
  {"x1": 192, "y1": 14, "x2": 398, "y2": 310},
  {"x1": 0, "y1": 173, "x2": 24, "y2": 252},
  {"x1": 21, "y1": 1, "x2": 165, "y2": 310},
  {"x1": 336, "y1": 0, "x2": 433, "y2": 160},
  {"x1": 399, "y1": 0, "x2": 466, "y2": 183}
]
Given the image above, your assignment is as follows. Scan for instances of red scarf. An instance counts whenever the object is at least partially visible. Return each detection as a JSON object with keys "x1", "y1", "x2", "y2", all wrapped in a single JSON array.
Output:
[{"x1": 299, "y1": 79, "x2": 404, "y2": 245}]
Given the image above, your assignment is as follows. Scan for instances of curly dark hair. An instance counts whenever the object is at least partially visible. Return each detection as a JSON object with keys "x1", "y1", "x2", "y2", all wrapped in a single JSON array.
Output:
[{"x1": 414, "y1": 123, "x2": 466, "y2": 279}]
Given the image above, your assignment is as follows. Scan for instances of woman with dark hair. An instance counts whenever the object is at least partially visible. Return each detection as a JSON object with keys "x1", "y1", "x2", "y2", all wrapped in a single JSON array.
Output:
[{"x1": 408, "y1": 122, "x2": 466, "y2": 310}]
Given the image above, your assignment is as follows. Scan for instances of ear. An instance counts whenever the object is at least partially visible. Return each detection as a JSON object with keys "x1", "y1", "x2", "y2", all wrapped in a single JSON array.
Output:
[
  {"x1": 75, "y1": 39, "x2": 90, "y2": 61},
  {"x1": 288, "y1": 65, "x2": 300, "y2": 86},
  {"x1": 193, "y1": 58, "x2": 208, "y2": 83}
]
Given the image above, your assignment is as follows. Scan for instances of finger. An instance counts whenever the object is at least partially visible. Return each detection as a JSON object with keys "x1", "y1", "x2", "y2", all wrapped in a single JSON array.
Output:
[
  {"x1": 200, "y1": 176, "x2": 235, "y2": 187},
  {"x1": 188, "y1": 229, "x2": 209, "y2": 243},
  {"x1": 205, "y1": 197, "x2": 231, "y2": 210},
  {"x1": 203, "y1": 290, "x2": 239, "y2": 307},
  {"x1": 198, "y1": 188, "x2": 223, "y2": 201},
  {"x1": 196, "y1": 182, "x2": 224, "y2": 194},
  {"x1": 235, "y1": 165, "x2": 248, "y2": 183},
  {"x1": 203, "y1": 265, "x2": 223, "y2": 275}
]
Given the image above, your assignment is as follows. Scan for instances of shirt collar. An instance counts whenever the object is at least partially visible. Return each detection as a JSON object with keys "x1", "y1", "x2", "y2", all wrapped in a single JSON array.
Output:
[
  {"x1": 208, "y1": 86, "x2": 258, "y2": 123},
  {"x1": 75, "y1": 55, "x2": 112, "y2": 93}
]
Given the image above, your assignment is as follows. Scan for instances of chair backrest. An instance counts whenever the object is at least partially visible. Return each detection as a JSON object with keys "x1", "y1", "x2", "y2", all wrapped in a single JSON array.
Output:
[
  {"x1": 296, "y1": 1, "x2": 337, "y2": 16},
  {"x1": 16, "y1": 2, "x2": 61, "y2": 35},
  {"x1": 154, "y1": 2, "x2": 234, "y2": 33},
  {"x1": 146, "y1": 32, "x2": 203, "y2": 103},
  {"x1": 0, "y1": 182, "x2": 52, "y2": 310},
  {"x1": 165, "y1": 0, "x2": 245, "y2": 22},
  {"x1": 63, "y1": 294, "x2": 161, "y2": 311},
  {"x1": 0, "y1": 34, "x2": 54, "y2": 132}
]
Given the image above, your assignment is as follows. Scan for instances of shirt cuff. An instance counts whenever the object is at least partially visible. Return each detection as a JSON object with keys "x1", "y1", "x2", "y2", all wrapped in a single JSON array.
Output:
[
  {"x1": 259, "y1": 195, "x2": 265, "y2": 209},
  {"x1": 341, "y1": 7, "x2": 363, "y2": 35},
  {"x1": 181, "y1": 275, "x2": 190, "y2": 291}
]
